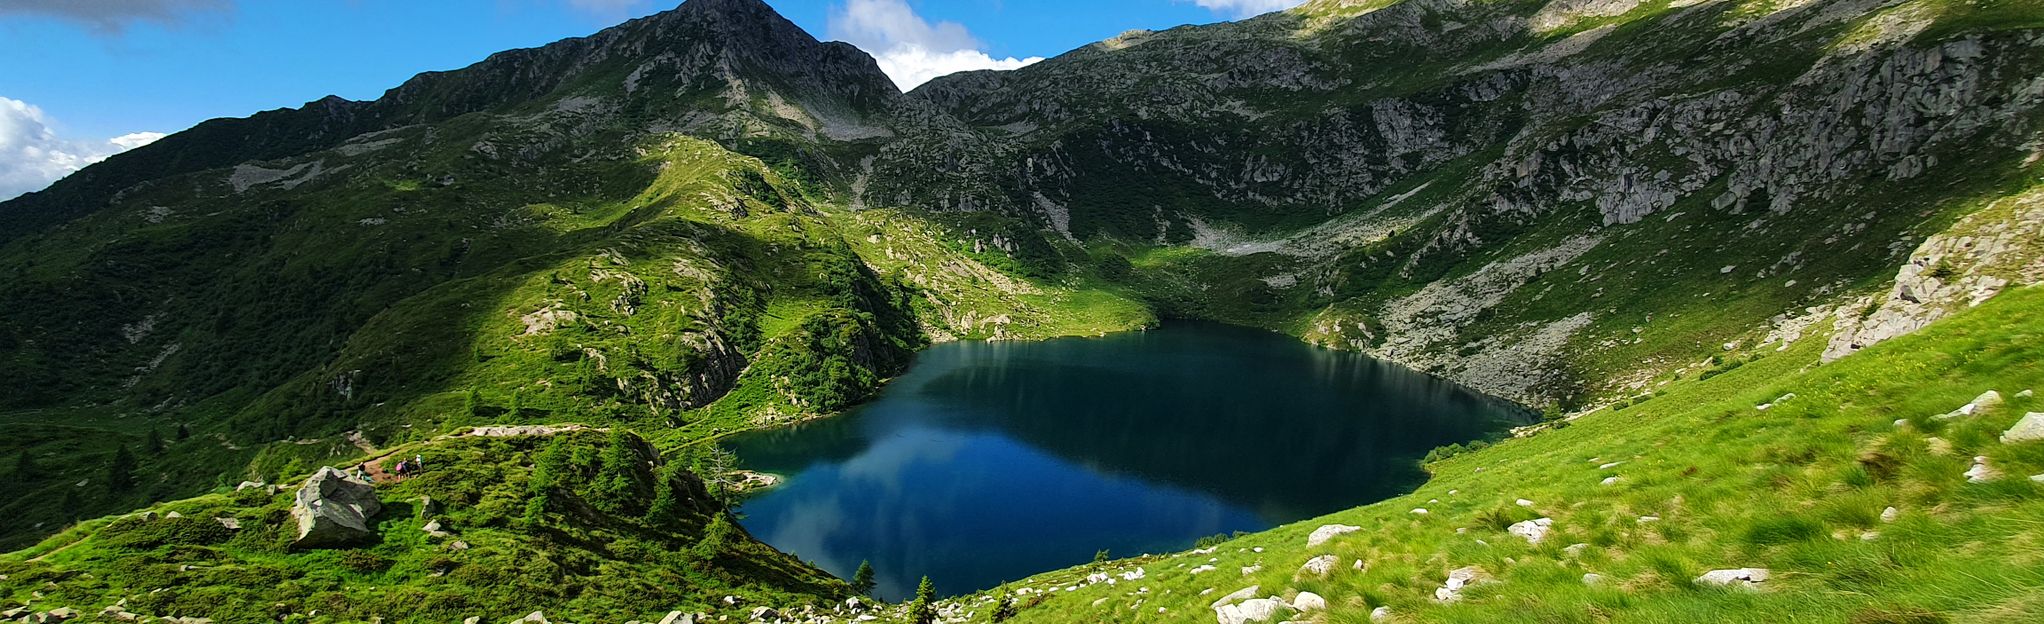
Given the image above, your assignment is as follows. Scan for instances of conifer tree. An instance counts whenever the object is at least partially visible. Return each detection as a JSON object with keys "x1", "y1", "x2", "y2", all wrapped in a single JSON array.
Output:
[
  {"x1": 851, "y1": 560, "x2": 876, "y2": 596},
  {"x1": 591, "y1": 431, "x2": 649, "y2": 515},
  {"x1": 107, "y1": 445, "x2": 136, "y2": 491},
  {"x1": 143, "y1": 428, "x2": 164, "y2": 454},
  {"x1": 909, "y1": 576, "x2": 936, "y2": 624},
  {"x1": 694, "y1": 513, "x2": 736, "y2": 562}
]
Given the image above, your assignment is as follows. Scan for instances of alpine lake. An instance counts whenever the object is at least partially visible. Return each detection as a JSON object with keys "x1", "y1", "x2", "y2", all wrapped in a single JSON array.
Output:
[{"x1": 723, "y1": 322, "x2": 1526, "y2": 600}]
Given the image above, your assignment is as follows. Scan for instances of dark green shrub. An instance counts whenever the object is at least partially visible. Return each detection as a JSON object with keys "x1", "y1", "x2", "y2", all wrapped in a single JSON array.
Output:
[
  {"x1": 98, "y1": 516, "x2": 233, "y2": 549},
  {"x1": 338, "y1": 550, "x2": 391, "y2": 573},
  {"x1": 1742, "y1": 516, "x2": 1824, "y2": 545}
]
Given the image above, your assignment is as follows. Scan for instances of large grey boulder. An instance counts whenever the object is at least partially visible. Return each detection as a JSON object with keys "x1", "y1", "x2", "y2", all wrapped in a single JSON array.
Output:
[
  {"x1": 1305, "y1": 524, "x2": 1359, "y2": 547},
  {"x1": 291, "y1": 467, "x2": 382, "y2": 548},
  {"x1": 2001, "y1": 413, "x2": 2044, "y2": 444}
]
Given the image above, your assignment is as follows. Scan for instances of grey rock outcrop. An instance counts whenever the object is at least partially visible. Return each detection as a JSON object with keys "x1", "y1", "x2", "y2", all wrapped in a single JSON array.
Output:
[
  {"x1": 290, "y1": 467, "x2": 382, "y2": 548},
  {"x1": 2001, "y1": 413, "x2": 2044, "y2": 444}
]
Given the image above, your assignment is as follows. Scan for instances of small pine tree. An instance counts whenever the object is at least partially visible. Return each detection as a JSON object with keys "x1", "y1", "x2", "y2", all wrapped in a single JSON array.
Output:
[
  {"x1": 1093, "y1": 549, "x2": 1110, "y2": 565},
  {"x1": 694, "y1": 513, "x2": 737, "y2": 562},
  {"x1": 175, "y1": 423, "x2": 191, "y2": 441},
  {"x1": 642, "y1": 470, "x2": 680, "y2": 527},
  {"x1": 992, "y1": 587, "x2": 1018, "y2": 622},
  {"x1": 143, "y1": 428, "x2": 164, "y2": 455},
  {"x1": 107, "y1": 445, "x2": 137, "y2": 491},
  {"x1": 851, "y1": 560, "x2": 876, "y2": 596},
  {"x1": 909, "y1": 576, "x2": 936, "y2": 624}
]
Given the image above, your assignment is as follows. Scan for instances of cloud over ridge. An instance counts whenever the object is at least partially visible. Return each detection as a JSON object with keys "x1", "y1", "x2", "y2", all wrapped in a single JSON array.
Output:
[
  {"x1": 0, "y1": 97, "x2": 162, "y2": 202},
  {"x1": 828, "y1": 0, "x2": 1044, "y2": 91}
]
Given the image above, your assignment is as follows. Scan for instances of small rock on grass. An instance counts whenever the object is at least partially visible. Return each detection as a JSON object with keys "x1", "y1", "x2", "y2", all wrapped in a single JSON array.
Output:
[
  {"x1": 1305, "y1": 524, "x2": 1359, "y2": 547},
  {"x1": 1966, "y1": 456, "x2": 2001, "y2": 483},
  {"x1": 1695, "y1": 568, "x2": 1769, "y2": 590}
]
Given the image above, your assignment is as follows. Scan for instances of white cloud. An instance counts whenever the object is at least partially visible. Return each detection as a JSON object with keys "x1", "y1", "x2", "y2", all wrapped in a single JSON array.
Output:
[
  {"x1": 110, "y1": 132, "x2": 168, "y2": 150},
  {"x1": 1190, "y1": 0, "x2": 1310, "y2": 18},
  {"x1": 563, "y1": 0, "x2": 652, "y2": 18},
  {"x1": 828, "y1": 0, "x2": 1044, "y2": 91},
  {"x1": 0, "y1": 97, "x2": 162, "y2": 202},
  {"x1": 0, "y1": 0, "x2": 230, "y2": 33}
]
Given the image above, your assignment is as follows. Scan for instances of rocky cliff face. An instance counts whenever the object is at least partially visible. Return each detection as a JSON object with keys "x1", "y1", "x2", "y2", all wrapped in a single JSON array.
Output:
[{"x1": 861, "y1": 0, "x2": 2044, "y2": 404}]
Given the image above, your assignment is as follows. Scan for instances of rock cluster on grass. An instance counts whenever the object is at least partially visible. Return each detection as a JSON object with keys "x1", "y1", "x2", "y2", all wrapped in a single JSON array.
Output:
[
  {"x1": 1508, "y1": 518, "x2": 1554, "y2": 544},
  {"x1": 1209, "y1": 584, "x2": 1323, "y2": 624},
  {"x1": 290, "y1": 466, "x2": 383, "y2": 549},
  {"x1": 1433, "y1": 566, "x2": 1490, "y2": 602}
]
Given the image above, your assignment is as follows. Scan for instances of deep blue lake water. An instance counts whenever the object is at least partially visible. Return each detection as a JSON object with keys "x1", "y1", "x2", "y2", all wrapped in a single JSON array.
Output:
[{"x1": 723, "y1": 322, "x2": 1522, "y2": 600}]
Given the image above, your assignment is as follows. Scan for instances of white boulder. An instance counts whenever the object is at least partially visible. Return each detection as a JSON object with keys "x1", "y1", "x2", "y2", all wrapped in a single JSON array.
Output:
[
  {"x1": 1306, "y1": 524, "x2": 1360, "y2": 547},
  {"x1": 1694, "y1": 568, "x2": 1770, "y2": 589},
  {"x1": 1291, "y1": 592, "x2": 1327, "y2": 612},
  {"x1": 2000, "y1": 413, "x2": 2044, "y2": 444}
]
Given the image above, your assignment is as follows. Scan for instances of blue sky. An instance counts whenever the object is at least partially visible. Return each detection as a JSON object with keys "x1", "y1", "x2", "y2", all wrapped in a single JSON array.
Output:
[{"x1": 0, "y1": 0, "x2": 1306, "y2": 200}]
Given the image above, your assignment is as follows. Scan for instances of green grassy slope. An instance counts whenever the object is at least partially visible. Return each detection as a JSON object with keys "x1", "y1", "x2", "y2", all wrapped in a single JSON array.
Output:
[
  {"x1": 0, "y1": 132, "x2": 1150, "y2": 551},
  {"x1": 0, "y1": 429, "x2": 849, "y2": 624},
  {"x1": 952, "y1": 285, "x2": 2044, "y2": 623}
]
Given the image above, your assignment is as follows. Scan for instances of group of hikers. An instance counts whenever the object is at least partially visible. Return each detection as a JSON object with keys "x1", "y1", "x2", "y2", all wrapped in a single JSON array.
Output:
[
  {"x1": 346, "y1": 454, "x2": 428, "y2": 484},
  {"x1": 391, "y1": 454, "x2": 426, "y2": 477}
]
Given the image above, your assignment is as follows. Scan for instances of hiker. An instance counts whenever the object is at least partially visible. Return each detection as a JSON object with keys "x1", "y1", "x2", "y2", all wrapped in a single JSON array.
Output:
[
  {"x1": 415, "y1": 454, "x2": 424, "y2": 471},
  {"x1": 394, "y1": 460, "x2": 406, "y2": 476}
]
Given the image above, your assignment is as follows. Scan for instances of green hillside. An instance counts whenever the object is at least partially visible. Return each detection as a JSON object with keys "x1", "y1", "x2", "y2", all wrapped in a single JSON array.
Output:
[{"x1": 3, "y1": 0, "x2": 2043, "y2": 622}]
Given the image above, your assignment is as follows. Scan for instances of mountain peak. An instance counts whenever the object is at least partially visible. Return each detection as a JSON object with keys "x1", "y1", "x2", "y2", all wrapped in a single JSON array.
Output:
[{"x1": 676, "y1": 0, "x2": 774, "y2": 14}]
